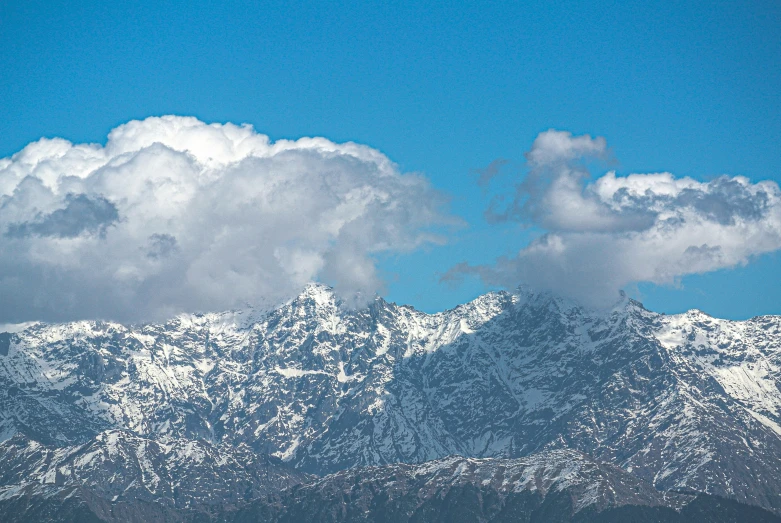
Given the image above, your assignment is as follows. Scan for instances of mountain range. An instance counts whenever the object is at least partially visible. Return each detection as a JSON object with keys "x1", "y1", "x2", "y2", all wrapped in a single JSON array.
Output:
[{"x1": 1, "y1": 284, "x2": 780, "y2": 521}]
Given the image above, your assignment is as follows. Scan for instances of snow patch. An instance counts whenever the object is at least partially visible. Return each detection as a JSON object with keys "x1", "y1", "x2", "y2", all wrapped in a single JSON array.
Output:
[
  {"x1": 747, "y1": 409, "x2": 781, "y2": 437},
  {"x1": 274, "y1": 367, "x2": 329, "y2": 379}
]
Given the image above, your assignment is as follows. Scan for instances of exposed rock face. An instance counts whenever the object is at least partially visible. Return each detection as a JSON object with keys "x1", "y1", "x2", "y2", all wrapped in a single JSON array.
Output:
[{"x1": 2, "y1": 284, "x2": 781, "y2": 519}]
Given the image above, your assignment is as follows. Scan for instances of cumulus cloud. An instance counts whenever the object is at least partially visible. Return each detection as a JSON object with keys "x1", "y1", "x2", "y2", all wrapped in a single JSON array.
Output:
[
  {"x1": 0, "y1": 116, "x2": 454, "y2": 323},
  {"x1": 446, "y1": 129, "x2": 781, "y2": 307},
  {"x1": 5, "y1": 193, "x2": 119, "y2": 239}
]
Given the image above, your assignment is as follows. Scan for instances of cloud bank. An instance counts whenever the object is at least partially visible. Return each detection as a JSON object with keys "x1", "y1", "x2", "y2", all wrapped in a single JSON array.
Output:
[
  {"x1": 0, "y1": 116, "x2": 453, "y2": 323},
  {"x1": 447, "y1": 129, "x2": 781, "y2": 307}
]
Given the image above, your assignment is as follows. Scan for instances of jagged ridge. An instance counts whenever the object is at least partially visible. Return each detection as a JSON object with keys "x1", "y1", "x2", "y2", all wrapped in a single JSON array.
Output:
[{"x1": 2, "y1": 284, "x2": 781, "y2": 515}]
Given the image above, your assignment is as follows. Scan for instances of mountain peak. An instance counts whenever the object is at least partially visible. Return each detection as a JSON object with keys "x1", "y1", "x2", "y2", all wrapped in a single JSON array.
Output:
[{"x1": 293, "y1": 282, "x2": 338, "y2": 308}]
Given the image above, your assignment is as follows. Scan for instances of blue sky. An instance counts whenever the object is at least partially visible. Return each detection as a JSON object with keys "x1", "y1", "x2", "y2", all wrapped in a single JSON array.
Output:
[{"x1": 1, "y1": 0, "x2": 780, "y2": 319}]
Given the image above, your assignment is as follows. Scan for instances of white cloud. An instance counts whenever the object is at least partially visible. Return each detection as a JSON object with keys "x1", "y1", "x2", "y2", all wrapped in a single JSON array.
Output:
[
  {"x1": 0, "y1": 116, "x2": 454, "y2": 322},
  {"x1": 447, "y1": 129, "x2": 781, "y2": 307}
]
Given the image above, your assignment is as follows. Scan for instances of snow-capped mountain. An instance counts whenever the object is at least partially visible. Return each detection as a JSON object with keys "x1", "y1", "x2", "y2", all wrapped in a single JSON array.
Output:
[{"x1": 2, "y1": 283, "x2": 781, "y2": 518}]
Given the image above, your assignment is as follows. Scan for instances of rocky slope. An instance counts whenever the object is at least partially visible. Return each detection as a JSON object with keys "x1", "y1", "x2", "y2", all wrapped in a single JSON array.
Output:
[
  {"x1": 3, "y1": 449, "x2": 778, "y2": 522},
  {"x1": 2, "y1": 284, "x2": 781, "y2": 517},
  {"x1": 234, "y1": 449, "x2": 674, "y2": 522},
  {"x1": 231, "y1": 451, "x2": 780, "y2": 523},
  {"x1": 0, "y1": 430, "x2": 306, "y2": 520}
]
